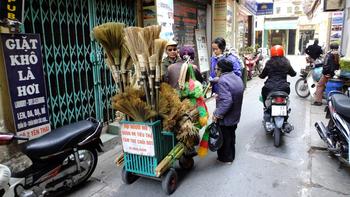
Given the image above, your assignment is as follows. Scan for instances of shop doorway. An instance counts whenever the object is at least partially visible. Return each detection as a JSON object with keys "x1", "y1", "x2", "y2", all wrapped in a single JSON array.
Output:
[
  {"x1": 299, "y1": 30, "x2": 315, "y2": 55},
  {"x1": 288, "y1": 30, "x2": 296, "y2": 55}
]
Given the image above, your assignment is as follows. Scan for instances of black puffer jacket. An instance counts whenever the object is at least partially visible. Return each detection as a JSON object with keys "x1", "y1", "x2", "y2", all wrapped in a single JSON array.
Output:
[
  {"x1": 259, "y1": 57, "x2": 296, "y2": 90},
  {"x1": 322, "y1": 50, "x2": 340, "y2": 77}
]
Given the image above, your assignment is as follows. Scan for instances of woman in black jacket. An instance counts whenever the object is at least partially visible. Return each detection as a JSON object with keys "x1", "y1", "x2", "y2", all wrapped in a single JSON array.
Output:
[
  {"x1": 259, "y1": 45, "x2": 296, "y2": 105},
  {"x1": 313, "y1": 43, "x2": 340, "y2": 106}
]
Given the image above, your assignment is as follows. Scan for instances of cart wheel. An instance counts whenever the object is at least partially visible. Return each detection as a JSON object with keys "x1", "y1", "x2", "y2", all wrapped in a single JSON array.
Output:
[
  {"x1": 161, "y1": 168, "x2": 178, "y2": 195},
  {"x1": 179, "y1": 156, "x2": 194, "y2": 170},
  {"x1": 122, "y1": 166, "x2": 139, "y2": 184}
]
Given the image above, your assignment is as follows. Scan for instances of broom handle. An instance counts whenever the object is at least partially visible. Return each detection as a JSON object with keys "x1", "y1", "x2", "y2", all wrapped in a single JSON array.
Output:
[{"x1": 105, "y1": 51, "x2": 122, "y2": 89}]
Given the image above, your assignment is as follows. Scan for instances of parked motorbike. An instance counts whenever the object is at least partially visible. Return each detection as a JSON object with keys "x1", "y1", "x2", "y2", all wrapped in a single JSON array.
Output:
[
  {"x1": 244, "y1": 52, "x2": 262, "y2": 80},
  {"x1": 0, "y1": 118, "x2": 103, "y2": 197},
  {"x1": 295, "y1": 58, "x2": 323, "y2": 98},
  {"x1": 263, "y1": 91, "x2": 294, "y2": 147},
  {"x1": 315, "y1": 92, "x2": 350, "y2": 165}
]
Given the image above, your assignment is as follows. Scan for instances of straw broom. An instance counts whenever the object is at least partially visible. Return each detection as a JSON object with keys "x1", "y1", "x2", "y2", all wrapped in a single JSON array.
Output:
[
  {"x1": 124, "y1": 27, "x2": 142, "y2": 86},
  {"x1": 154, "y1": 39, "x2": 167, "y2": 113},
  {"x1": 93, "y1": 22, "x2": 125, "y2": 92},
  {"x1": 120, "y1": 44, "x2": 130, "y2": 89},
  {"x1": 138, "y1": 25, "x2": 162, "y2": 108},
  {"x1": 124, "y1": 27, "x2": 151, "y2": 105}
]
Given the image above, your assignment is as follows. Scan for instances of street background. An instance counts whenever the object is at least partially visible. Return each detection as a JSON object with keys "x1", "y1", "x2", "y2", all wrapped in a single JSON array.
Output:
[{"x1": 65, "y1": 56, "x2": 350, "y2": 197}]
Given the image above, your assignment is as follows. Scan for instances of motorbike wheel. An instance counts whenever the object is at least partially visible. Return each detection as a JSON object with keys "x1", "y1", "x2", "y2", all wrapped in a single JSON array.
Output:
[
  {"x1": 71, "y1": 148, "x2": 98, "y2": 186},
  {"x1": 273, "y1": 128, "x2": 281, "y2": 147},
  {"x1": 295, "y1": 78, "x2": 310, "y2": 98}
]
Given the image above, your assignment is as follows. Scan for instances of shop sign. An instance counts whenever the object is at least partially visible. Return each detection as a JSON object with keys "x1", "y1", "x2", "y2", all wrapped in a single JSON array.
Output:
[
  {"x1": 195, "y1": 29, "x2": 209, "y2": 72},
  {"x1": 330, "y1": 12, "x2": 344, "y2": 43},
  {"x1": 0, "y1": 0, "x2": 25, "y2": 23},
  {"x1": 121, "y1": 123, "x2": 155, "y2": 156},
  {"x1": 245, "y1": 0, "x2": 273, "y2": 15},
  {"x1": 157, "y1": 0, "x2": 174, "y2": 41},
  {"x1": 1, "y1": 33, "x2": 51, "y2": 140},
  {"x1": 324, "y1": 0, "x2": 345, "y2": 12}
]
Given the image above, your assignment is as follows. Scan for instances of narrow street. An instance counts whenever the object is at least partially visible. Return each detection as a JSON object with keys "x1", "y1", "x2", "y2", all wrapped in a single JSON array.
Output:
[{"x1": 66, "y1": 56, "x2": 350, "y2": 197}]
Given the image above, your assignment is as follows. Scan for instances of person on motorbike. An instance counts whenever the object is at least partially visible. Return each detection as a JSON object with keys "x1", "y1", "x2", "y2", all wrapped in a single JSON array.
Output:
[
  {"x1": 259, "y1": 45, "x2": 296, "y2": 105},
  {"x1": 305, "y1": 39, "x2": 323, "y2": 63},
  {"x1": 210, "y1": 37, "x2": 242, "y2": 94},
  {"x1": 313, "y1": 42, "x2": 340, "y2": 106}
]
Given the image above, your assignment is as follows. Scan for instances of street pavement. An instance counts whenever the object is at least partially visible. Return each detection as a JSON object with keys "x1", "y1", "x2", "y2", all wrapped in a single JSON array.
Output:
[{"x1": 66, "y1": 55, "x2": 350, "y2": 197}]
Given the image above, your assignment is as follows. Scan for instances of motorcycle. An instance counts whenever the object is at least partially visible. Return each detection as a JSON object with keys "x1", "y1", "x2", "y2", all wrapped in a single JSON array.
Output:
[
  {"x1": 295, "y1": 58, "x2": 324, "y2": 98},
  {"x1": 0, "y1": 118, "x2": 103, "y2": 197},
  {"x1": 315, "y1": 92, "x2": 350, "y2": 165},
  {"x1": 263, "y1": 91, "x2": 294, "y2": 147},
  {"x1": 244, "y1": 52, "x2": 262, "y2": 80}
]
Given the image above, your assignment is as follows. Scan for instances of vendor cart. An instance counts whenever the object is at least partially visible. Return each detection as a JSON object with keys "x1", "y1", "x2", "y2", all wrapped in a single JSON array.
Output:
[{"x1": 120, "y1": 120, "x2": 194, "y2": 195}]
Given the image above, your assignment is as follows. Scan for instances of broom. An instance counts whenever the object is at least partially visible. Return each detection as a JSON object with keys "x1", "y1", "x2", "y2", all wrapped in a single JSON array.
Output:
[
  {"x1": 197, "y1": 127, "x2": 209, "y2": 158},
  {"x1": 154, "y1": 39, "x2": 167, "y2": 113},
  {"x1": 93, "y1": 22, "x2": 125, "y2": 92},
  {"x1": 120, "y1": 44, "x2": 130, "y2": 89},
  {"x1": 138, "y1": 25, "x2": 162, "y2": 108},
  {"x1": 124, "y1": 27, "x2": 142, "y2": 87}
]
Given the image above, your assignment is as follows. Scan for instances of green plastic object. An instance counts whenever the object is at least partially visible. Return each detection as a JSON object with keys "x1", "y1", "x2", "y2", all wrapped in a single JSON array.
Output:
[
  {"x1": 121, "y1": 120, "x2": 175, "y2": 177},
  {"x1": 340, "y1": 57, "x2": 350, "y2": 72}
]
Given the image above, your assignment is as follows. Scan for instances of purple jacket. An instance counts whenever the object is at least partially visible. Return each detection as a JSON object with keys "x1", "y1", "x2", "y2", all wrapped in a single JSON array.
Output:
[
  {"x1": 210, "y1": 54, "x2": 242, "y2": 93},
  {"x1": 214, "y1": 72, "x2": 244, "y2": 126}
]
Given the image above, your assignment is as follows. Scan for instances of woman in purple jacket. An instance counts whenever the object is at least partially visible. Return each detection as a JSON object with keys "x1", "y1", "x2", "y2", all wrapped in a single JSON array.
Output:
[
  {"x1": 213, "y1": 58, "x2": 244, "y2": 164},
  {"x1": 210, "y1": 37, "x2": 242, "y2": 94}
]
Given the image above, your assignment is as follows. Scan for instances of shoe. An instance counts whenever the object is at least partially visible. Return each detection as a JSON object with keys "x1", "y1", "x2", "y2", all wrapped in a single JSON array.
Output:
[
  {"x1": 312, "y1": 101, "x2": 322, "y2": 106},
  {"x1": 216, "y1": 158, "x2": 233, "y2": 165}
]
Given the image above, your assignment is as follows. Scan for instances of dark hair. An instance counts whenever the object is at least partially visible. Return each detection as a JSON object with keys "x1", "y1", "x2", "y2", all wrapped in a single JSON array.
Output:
[
  {"x1": 217, "y1": 57, "x2": 233, "y2": 73},
  {"x1": 267, "y1": 56, "x2": 291, "y2": 71},
  {"x1": 314, "y1": 39, "x2": 319, "y2": 45},
  {"x1": 180, "y1": 46, "x2": 195, "y2": 60},
  {"x1": 212, "y1": 37, "x2": 226, "y2": 52}
]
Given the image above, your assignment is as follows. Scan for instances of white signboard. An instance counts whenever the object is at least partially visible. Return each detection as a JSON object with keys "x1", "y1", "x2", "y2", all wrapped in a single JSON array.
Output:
[
  {"x1": 195, "y1": 29, "x2": 210, "y2": 72},
  {"x1": 121, "y1": 123, "x2": 155, "y2": 156}
]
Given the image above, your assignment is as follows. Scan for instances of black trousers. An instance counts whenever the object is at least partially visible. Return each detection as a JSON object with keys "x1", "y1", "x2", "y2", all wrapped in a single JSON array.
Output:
[{"x1": 217, "y1": 125, "x2": 237, "y2": 162}]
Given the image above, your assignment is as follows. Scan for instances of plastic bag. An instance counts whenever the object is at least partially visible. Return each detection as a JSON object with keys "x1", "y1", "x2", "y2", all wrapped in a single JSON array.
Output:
[{"x1": 208, "y1": 123, "x2": 223, "y2": 152}]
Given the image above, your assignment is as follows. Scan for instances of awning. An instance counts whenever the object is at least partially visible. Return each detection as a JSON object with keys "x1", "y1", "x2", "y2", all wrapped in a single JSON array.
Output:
[
  {"x1": 264, "y1": 20, "x2": 298, "y2": 30},
  {"x1": 244, "y1": 0, "x2": 274, "y2": 15}
]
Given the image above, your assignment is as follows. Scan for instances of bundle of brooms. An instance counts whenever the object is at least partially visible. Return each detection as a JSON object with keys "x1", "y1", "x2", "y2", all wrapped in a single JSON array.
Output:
[
  {"x1": 94, "y1": 23, "x2": 201, "y2": 170},
  {"x1": 92, "y1": 22, "x2": 132, "y2": 92}
]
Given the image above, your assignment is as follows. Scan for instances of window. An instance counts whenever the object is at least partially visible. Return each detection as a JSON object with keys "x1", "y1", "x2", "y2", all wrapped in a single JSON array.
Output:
[
  {"x1": 276, "y1": 7, "x2": 281, "y2": 14},
  {"x1": 287, "y1": 7, "x2": 292, "y2": 13}
]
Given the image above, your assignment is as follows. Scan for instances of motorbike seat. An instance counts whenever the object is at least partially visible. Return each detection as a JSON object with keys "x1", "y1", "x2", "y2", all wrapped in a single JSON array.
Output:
[
  {"x1": 267, "y1": 91, "x2": 289, "y2": 99},
  {"x1": 22, "y1": 120, "x2": 99, "y2": 159},
  {"x1": 331, "y1": 94, "x2": 350, "y2": 120}
]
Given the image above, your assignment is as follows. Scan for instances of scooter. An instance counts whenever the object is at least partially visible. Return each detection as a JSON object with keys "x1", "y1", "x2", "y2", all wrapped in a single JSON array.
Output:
[
  {"x1": 244, "y1": 52, "x2": 261, "y2": 80},
  {"x1": 295, "y1": 58, "x2": 323, "y2": 98},
  {"x1": 0, "y1": 118, "x2": 103, "y2": 197},
  {"x1": 315, "y1": 92, "x2": 350, "y2": 165},
  {"x1": 263, "y1": 91, "x2": 294, "y2": 147}
]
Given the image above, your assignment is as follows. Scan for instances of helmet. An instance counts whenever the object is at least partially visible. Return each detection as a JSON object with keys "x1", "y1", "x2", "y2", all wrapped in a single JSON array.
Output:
[{"x1": 270, "y1": 45, "x2": 284, "y2": 57}]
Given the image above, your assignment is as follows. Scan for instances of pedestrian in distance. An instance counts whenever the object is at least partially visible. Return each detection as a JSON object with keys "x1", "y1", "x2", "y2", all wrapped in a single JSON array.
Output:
[
  {"x1": 161, "y1": 40, "x2": 181, "y2": 80},
  {"x1": 313, "y1": 42, "x2": 340, "y2": 106},
  {"x1": 212, "y1": 57, "x2": 244, "y2": 164},
  {"x1": 259, "y1": 45, "x2": 296, "y2": 106},
  {"x1": 305, "y1": 39, "x2": 323, "y2": 63},
  {"x1": 210, "y1": 37, "x2": 242, "y2": 95}
]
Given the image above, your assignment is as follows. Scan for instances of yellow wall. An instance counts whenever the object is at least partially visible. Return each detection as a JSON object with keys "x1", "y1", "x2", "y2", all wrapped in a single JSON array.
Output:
[{"x1": 0, "y1": 27, "x2": 15, "y2": 133}]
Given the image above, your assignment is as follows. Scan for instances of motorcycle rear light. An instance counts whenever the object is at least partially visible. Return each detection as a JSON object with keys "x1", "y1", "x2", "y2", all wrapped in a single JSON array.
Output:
[{"x1": 272, "y1": 97, "x2": 286, "y2": 104}]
